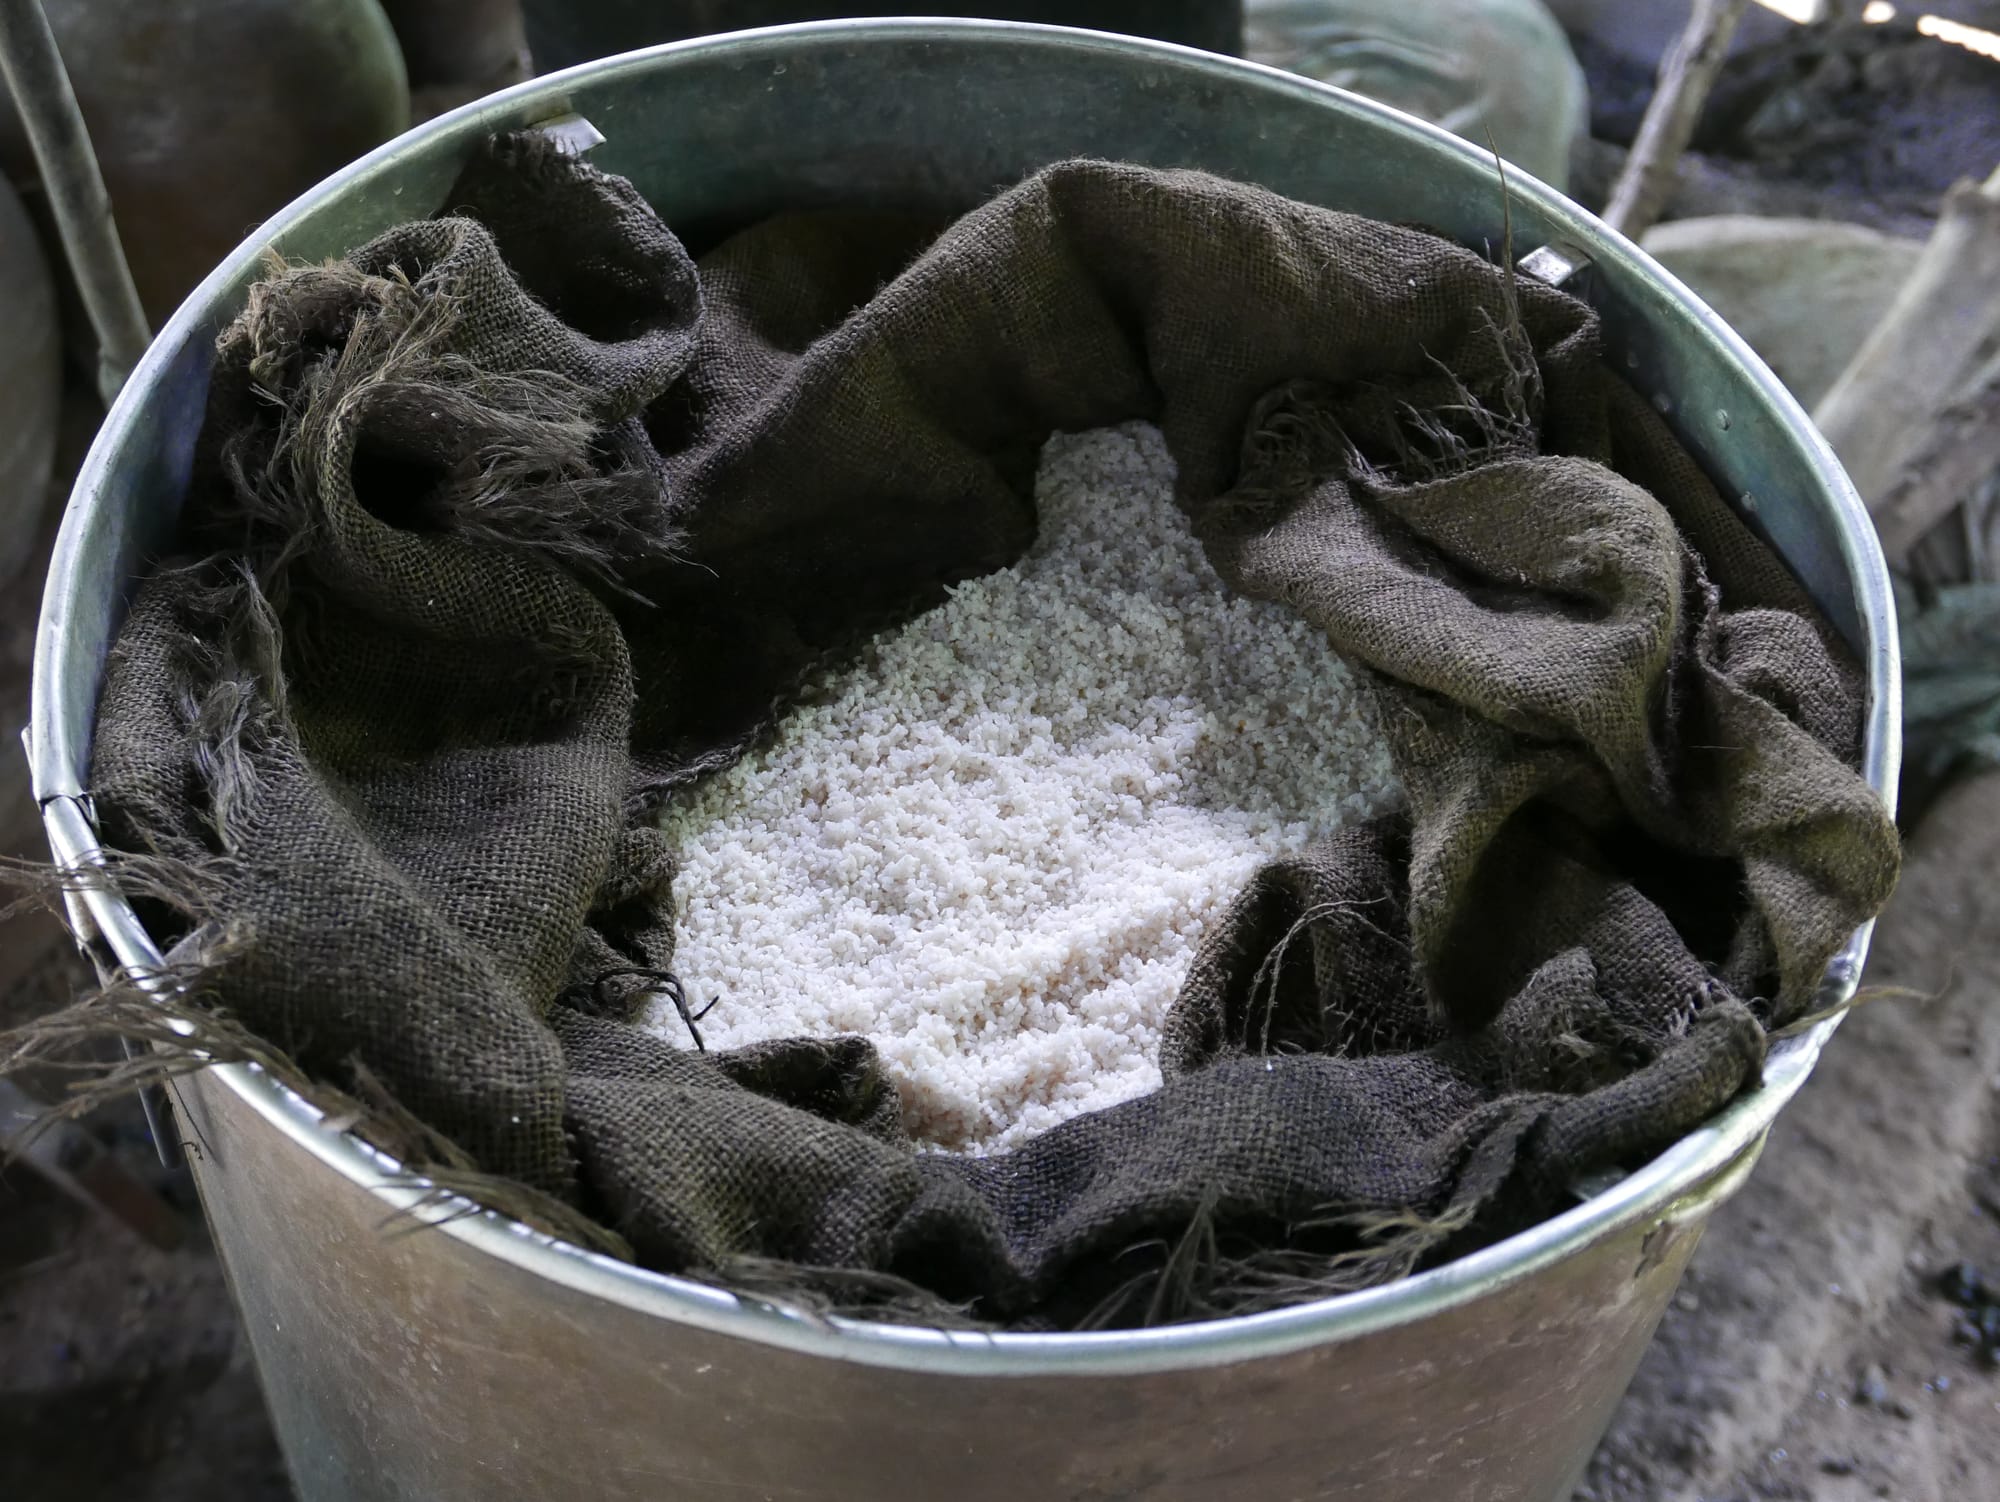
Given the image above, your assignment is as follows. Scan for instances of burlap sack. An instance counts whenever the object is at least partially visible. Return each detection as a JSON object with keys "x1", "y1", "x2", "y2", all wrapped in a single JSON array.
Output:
[{"x1": 87, "y1": 136, "x2": 1897, "y2": 1328}]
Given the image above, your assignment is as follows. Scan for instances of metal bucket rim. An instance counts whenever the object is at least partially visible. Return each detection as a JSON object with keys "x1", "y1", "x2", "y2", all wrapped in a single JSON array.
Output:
[{"x1": 30, "y1": 17, "x2": 1901, "y2": 1377}]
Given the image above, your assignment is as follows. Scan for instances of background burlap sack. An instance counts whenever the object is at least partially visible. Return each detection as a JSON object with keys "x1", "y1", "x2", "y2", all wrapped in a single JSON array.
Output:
[{"x1": 87, "y1": 136, "x2": 1897, "y2": 1328}]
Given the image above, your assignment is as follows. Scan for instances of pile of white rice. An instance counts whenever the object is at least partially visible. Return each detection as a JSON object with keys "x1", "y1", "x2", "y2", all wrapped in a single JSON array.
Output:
[{"x1": 653, "y1": 424, "x2": 1400, "y2": 1153}]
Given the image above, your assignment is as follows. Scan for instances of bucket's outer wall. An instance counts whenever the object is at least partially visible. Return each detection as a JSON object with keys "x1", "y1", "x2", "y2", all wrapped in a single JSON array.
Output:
[
  {"x1": 33, "y1": 24, "x2": 1898, "y2": 1502},
  {"x1": 180, "y1": 1063, "x2": 1714, "y2": 1501}
]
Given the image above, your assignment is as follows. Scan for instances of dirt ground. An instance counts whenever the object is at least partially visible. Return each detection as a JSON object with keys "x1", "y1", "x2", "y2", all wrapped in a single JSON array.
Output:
[
  {"x1": 1, "y1": 585, "x2": 289, "y2": 1495},
  {"x1": 1582, "y1": 770, "x2": 2000, "y2": 1502},
  {"x1": 0, "y1": 1093, "x2": 291, "y2": 1502}
]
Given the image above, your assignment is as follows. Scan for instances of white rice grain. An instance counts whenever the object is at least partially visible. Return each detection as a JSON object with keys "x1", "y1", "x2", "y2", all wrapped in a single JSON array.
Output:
[{"x1": 654, "y1": 424, "x2": 1399, "y2": 1153}]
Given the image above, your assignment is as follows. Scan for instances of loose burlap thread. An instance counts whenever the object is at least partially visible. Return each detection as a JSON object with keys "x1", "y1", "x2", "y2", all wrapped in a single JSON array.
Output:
[{"x1": 82, "y1": 136, "x2": 1898, "y2": 1329}]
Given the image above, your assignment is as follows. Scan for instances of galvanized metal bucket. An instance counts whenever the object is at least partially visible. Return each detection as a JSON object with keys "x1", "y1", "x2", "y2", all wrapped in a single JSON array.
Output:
[{"x1": 30, "y1": 21, "x2": 1898, "y2": 1502}]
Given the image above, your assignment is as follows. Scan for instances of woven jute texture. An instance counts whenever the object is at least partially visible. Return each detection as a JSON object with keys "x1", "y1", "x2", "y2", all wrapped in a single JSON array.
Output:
[{"x1": 87, "y1": 136, "x2": 1898, "y2": 1328}]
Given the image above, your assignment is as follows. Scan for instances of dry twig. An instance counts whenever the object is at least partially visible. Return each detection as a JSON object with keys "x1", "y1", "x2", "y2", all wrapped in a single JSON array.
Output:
[
  {"x1": 1815, "y1": 164, "x2": 2000, "y2": 574},
  {"x1": 1866, "y1": 359, "x2": 2000, "y2": 563},
  {"x1": 1604, "y1": 0, "x2": 1753, "y2": 240}
]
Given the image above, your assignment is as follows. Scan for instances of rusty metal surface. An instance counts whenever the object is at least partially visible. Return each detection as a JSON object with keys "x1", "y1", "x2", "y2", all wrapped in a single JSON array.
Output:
[{"x1": 29, "y1": 21, "x2": 1901, "y2": 1501}]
